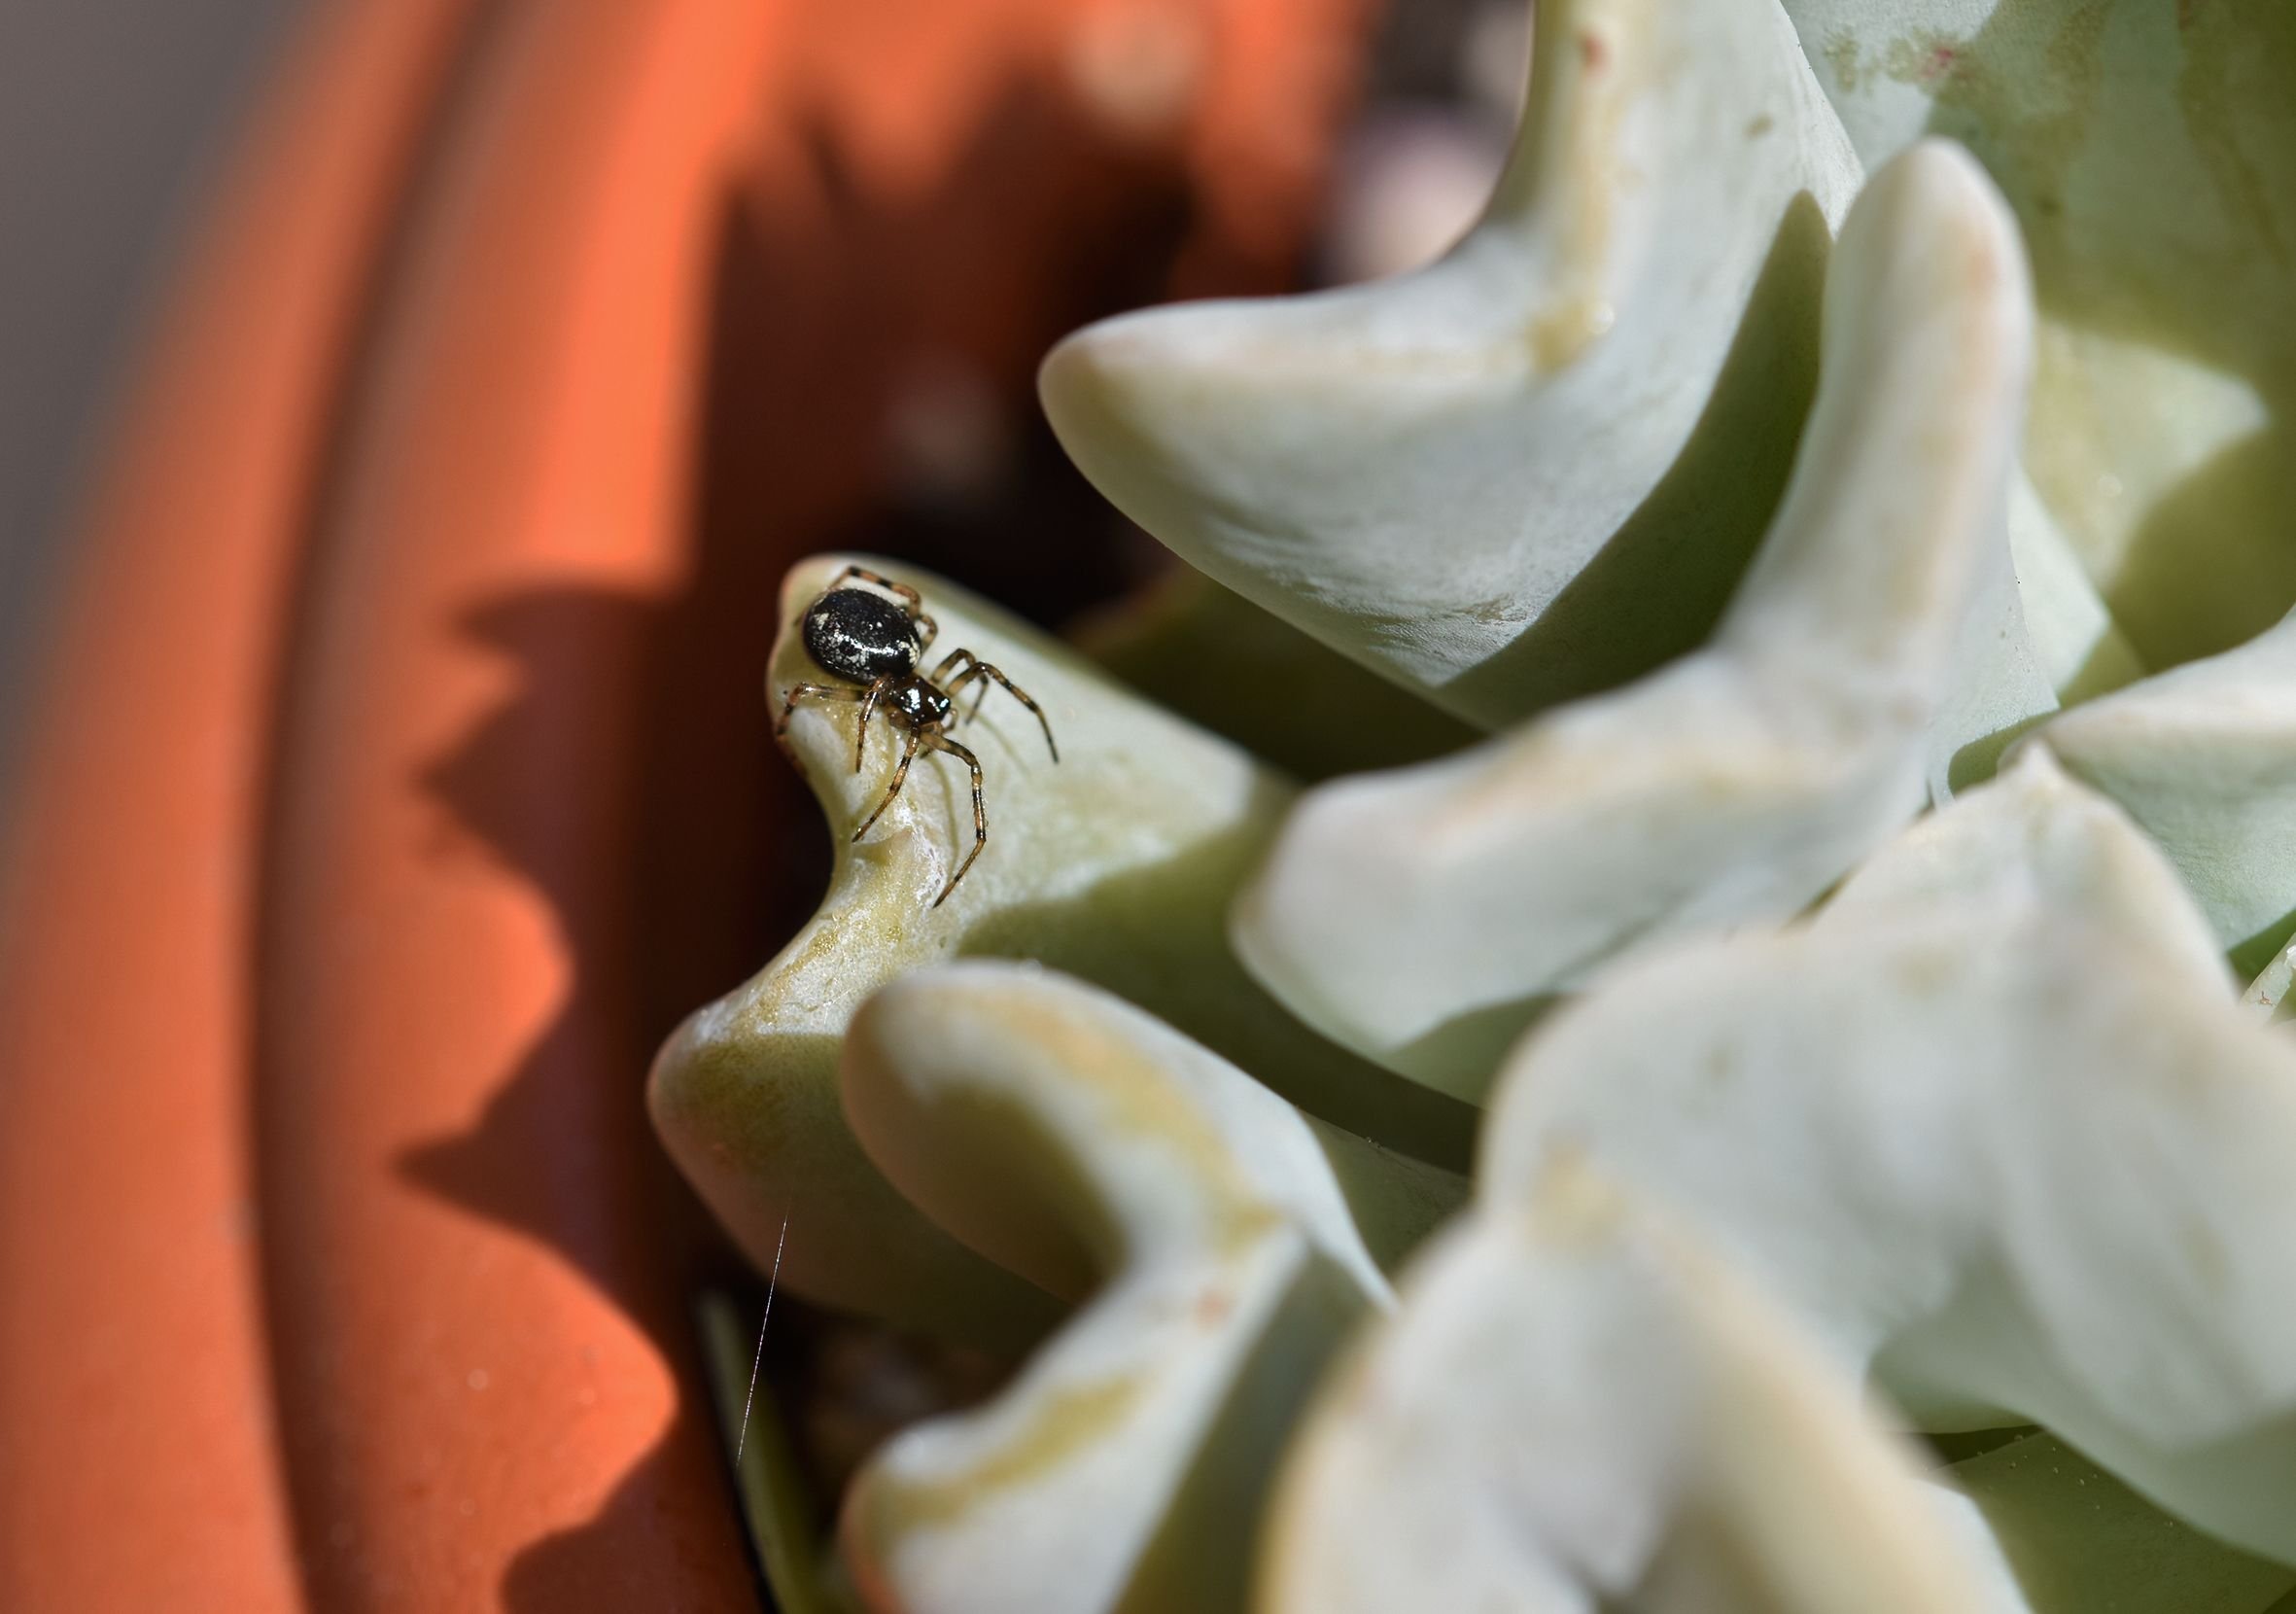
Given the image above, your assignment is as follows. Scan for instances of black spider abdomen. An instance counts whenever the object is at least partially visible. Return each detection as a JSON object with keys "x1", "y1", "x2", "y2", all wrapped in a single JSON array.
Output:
[{"x1": 803, "y1": 587, "x2": 920, "y2": 683}]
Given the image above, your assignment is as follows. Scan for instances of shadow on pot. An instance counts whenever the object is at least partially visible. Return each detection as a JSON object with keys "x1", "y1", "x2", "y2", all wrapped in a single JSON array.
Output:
[{"x1": 396, "y1": 72, "x2": 1280, "y2": 1608}]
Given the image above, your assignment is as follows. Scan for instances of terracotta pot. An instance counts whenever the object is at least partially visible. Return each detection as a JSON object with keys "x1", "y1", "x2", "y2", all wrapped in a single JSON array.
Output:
[{"x1": 0, "y1": 0, "x2": 1372, "y2": 1608}]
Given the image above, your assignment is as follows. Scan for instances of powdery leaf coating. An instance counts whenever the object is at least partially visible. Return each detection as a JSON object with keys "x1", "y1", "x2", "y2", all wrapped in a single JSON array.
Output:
[
  {"x1": 1481, "y1": 754, "x2": 2296, "y2": 1564},
  {"x1": 838, "y1": 965, "x2": 1458, "y2": 1614},
  {"x1": 1783, "y1": 0, "x2": 2296, "y2": 671},
  {"x1": 1259, "y1": 1164, "x2": 2016, "y2": 1614},
  {"x1": 1232, "y1": 142, "x2": 2037, "y2": 1095},
  {"x1": 1824, "y1": 745, "x2": 2228, "y2": 996},
  {"x1": 2035, "y1": 608, "x2": 2296, "y2": 975},
  {"x1": 1044, "y1": 0, "x2": 1861, "y2": 726},
  {"x1": 648, "y1": 557, "x2": 1469, "y2": 1348}
]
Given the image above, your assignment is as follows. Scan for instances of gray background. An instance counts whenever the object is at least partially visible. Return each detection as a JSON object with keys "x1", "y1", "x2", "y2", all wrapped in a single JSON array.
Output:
[{"x1": 0, "y1": 0, "x2": 308, "y2": 766}]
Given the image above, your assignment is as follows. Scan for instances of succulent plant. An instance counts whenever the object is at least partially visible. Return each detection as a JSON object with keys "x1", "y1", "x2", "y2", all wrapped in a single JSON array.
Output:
[{"x1": 652, "y1": 0, "x2": 2296, "y2": 1608}]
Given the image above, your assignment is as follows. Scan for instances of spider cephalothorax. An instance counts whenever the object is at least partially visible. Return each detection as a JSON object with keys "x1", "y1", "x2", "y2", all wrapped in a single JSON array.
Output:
[{"x1": 775, "y1": 566, "x2": 1058, "y2": 906}]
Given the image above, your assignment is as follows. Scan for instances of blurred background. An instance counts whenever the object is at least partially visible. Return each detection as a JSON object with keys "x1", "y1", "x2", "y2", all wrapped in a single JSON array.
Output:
[
  {"x1": 0, "y1": 0, "x2": 1528, "y2": 792},
  {"x1": 0, "y1": 0, "x2": 305, "y2": 775}
]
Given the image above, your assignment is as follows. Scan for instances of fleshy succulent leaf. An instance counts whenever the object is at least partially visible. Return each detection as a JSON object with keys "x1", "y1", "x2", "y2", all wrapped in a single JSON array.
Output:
[
  {"x1": 1260, "y1": 1163, "x2": 2019, "y2": 1614},
  {"x1": 1074, "y1": 569, "x2": 1482, "y2": 783},
  {"x1": 1043, "y1": 0, "x2": 1861, "y2": 727},
  {"x1": 1781, "y1": 0, "x2": 2296, "y2": 669},
  {"x1": 1825, "y1": 744, "x2": 2229, "y2": 994},
  {"x1": 664, "y1": 5, "x2": 2296, "y2": 1601},
  {"x1": 2248, "y1": 944, "x2": 2294, "y2": 1027},
  {"x1": 1481, "y1": 752, "x2": 2296, "y2": 1564},
  {"x1": 1946, "y1": 1429, "x2": 2296, "y2": 1614},
  {"x1": 2034, "y1": 607, "x2": 2296, "y2": 975},
  {"x1": 648, "y1": 557, "x2": 1470, "y2": 1347},
  {"x1": 837, "y1": 965, "x2": 1446, "y2": 1614},
  {"x1": 1230, "y1": 142, "x2": 2041, "y2": 1093}
]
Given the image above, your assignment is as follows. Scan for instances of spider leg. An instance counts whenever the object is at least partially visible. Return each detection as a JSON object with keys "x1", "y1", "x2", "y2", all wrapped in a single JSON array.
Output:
[
  {"x1": 924, "y1": 734, "x2": 987, "y2": 907},
  {"x1": 774, "y1": 683, "x2": 864, "y2": 757},
  {"x1": 942, "y1": 661, "x2": 1059, "y2": 762},
  {"x1": 941, "y1": 663, "x2": 991, "y2": 722},
  {"x1": 912, "y1": 613, "x2": 938, "y2": 654},
  {"x1": 852, "y1": 726, "x2": 922, "y2": 842},
  {"x1": 929, "y1": 650, "x2": 992, "y2": 723},
  {"x1": 853, "y1": 678, "x2": 894, "y2": 772}
]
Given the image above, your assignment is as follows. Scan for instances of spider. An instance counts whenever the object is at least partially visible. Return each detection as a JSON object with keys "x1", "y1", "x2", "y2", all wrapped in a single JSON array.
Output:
[{"x1": 774, "y1": 566, "x2": 1058, "y2": 907}]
